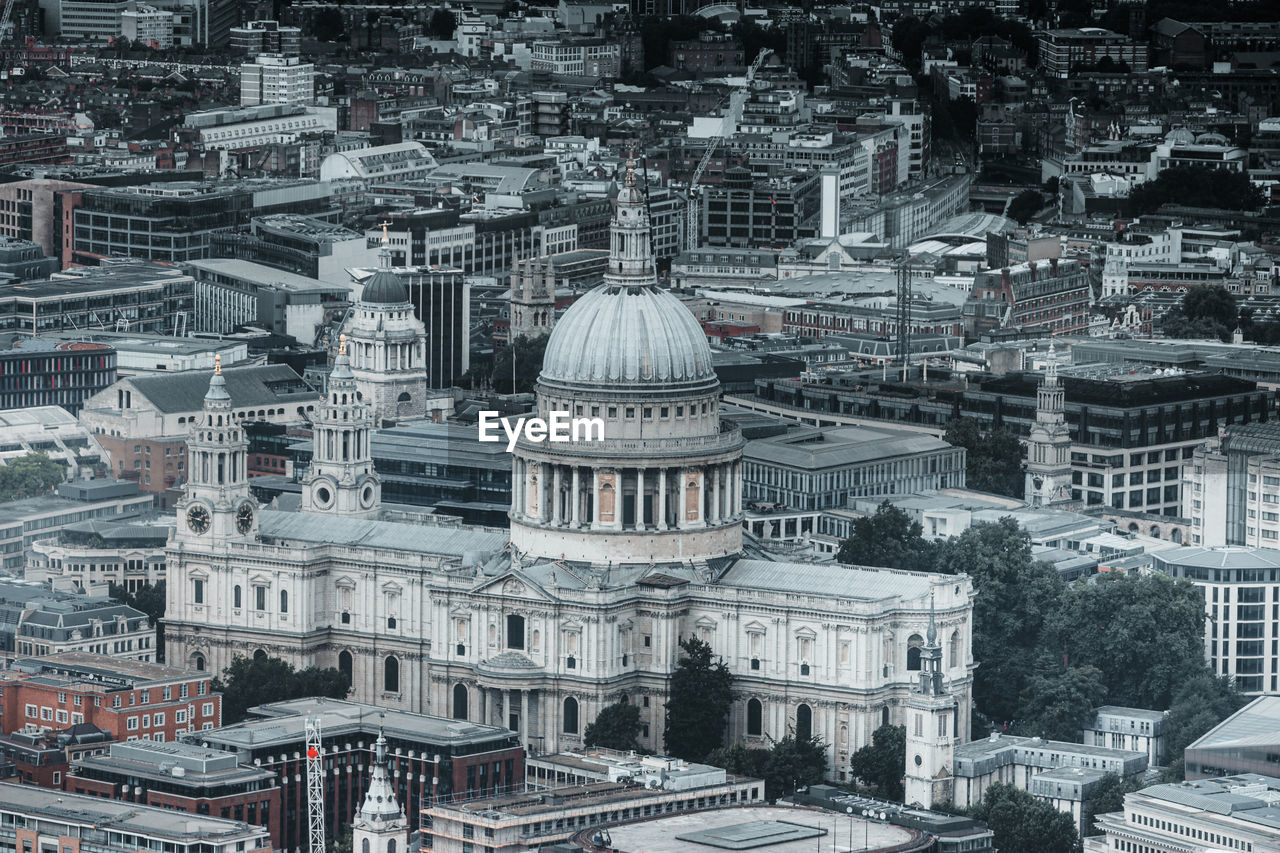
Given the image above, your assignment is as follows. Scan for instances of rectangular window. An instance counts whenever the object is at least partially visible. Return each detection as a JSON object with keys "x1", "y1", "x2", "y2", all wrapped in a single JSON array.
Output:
[
  {"x1": 254, "y1": 586, "x2": 266, "y2": 611},
  {"x1": 203, "y1": 702, "x2": 215, "y2": 717},
  {"x1": 127, "y1": 716, "x2": 139, "y2": 731},
  {"x1": 193, "y1": 579, "x2": 204, "y2": 604}
]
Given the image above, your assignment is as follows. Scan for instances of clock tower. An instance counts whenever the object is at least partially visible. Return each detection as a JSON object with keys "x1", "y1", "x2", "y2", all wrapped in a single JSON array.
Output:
[
  {"x1": 176, "y1": 355, "x2": 258, "y2": 543},
  {"x1": 302, "y1": 335, "x2": 381, "y2": 517},
  {"x1": 904, "y1": 596, "x2": 957, "y2": 809}
]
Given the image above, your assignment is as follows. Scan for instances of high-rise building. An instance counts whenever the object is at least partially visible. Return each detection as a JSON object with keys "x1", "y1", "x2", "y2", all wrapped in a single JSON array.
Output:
[
  {"x1": 240, "y1": 54, "x2": 315, "y2": 107},
  {"x1": 230, "y1": 20, "x2": 302, "y2": 55}
]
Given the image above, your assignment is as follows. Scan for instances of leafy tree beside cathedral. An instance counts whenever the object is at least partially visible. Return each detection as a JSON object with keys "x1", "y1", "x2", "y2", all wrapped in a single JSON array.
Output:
[
  {"x1": 214, "y1": 655, "x2": 351, "y2": 724},
  {"x1": 663, "y1": 637, "x2": 733, "y2": 763}
]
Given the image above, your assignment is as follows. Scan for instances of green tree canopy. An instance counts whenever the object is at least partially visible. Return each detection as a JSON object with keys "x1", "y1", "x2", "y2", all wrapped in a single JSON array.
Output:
[
  {"x1": 466, "y1": 335, "x2": 548, "y2": 394},
  {"x1": 1084, "y1": 773, "x2": 1141, "y2": 835},
  {"x1": 584, "y1": 702, "x2": 643, "y2": 752},
  {"x1": 1130, "y1": 166, "x2": 1263, "y2": 216},
  {"x1": 1016, "y1": 663, "x2": 1106, "y2": 742},
  {"x1": 972, "y1": 783, "x2": 1080, "y2": 853},
  {"x1": 213, "y1": 655, "x2": 351, "y2": 724},
  {"x1": 0, "y1": 453, "x2": 65, "y2": 502},
  {"x1": 849, "y1": 723, "x2": 905, "y2": 800},
  {"x1": 1160, "y1": 286, "x2": 1239, "y2": 342},
  {"x1": 942, "y1": 418, "x2": 1026, "y2": 498},
  {"x1": 109, "y1": 581, "x2": 166, "y2": 661},
  {"x1": 710, "y1": 735, "x2": 826, "y2": 801},
  {"x1": 1161, "y1": 673, "x2": 1246, "y2": 774},
  {"x1": 663, "y1": 637, "x2": 733, "y2": 763},
  {"x1": 1008, "y1": 189, "x2": 1045, "y2": 225},
  {"x1": 836, "y1": 501, "x2": 936, "y2": 570},
  {"x1": 429, "y1": 8, "x2": 456, "y2": 39}
]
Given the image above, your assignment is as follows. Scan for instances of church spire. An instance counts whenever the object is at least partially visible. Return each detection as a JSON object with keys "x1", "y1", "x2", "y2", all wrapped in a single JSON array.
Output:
[
  {"x1": 352, "y1": 725, "x2": 409, "y2": 853},
  {"x1": 606, "y1": 149, "x2": 656, "y2": 285},
  {"x1": 301, "y1": 333, "x2": 382, "y2": 517},
  {"x1": 178, "y1": 354, "x2": 256, "y2": 541}
]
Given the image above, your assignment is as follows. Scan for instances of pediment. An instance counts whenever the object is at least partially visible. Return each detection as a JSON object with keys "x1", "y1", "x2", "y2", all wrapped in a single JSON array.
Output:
[
  {"x1": 794, "y1": 626, "x2": 817, "y2": 640},
  {"x1": 745, "y1": 620, "x2": 768, "y2": 634},
  {"x1": 472, "y1": 571, "x2": 555, "y2": 602}
]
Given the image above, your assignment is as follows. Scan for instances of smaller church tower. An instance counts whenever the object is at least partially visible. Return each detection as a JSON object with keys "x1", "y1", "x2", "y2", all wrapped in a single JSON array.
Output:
[
  {"x1": 302, "y1": 335, "x2": 381, "y2": 518},
  {"x1": 344, "y1": 226, "x2": 429, "y2": 425},
  {"x1": 175, "y1": 355, "x2": 258, "y2": 543},
  {"x1": 352, "y1": 728, "x2": 409, "y2": 853},
  {"x1": 904, "y1": 596, "x2": 957, "y2": 809},
  {"x1": 1024, "y1": 343, "x2": 1074, "y2": 506},
  {"x1": 508, "y1": 255, "x2": 556, "y2": 341}
]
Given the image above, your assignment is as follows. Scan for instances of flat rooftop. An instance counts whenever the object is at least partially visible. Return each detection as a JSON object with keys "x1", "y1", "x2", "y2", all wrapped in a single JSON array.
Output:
[
  {"x1": 606, "y1": 805, "x2": 915, "y2": 853},
  {"x1": 198, "y1": 696, "x2": 516, "y2": 750},
  {"x1": 0, "y1": 781, "x2": 266, "y2": 842},
  {"x1": 9, "y1": 651, "x2": 202, "y2": 686},
  {"x1": 743, "y1": 425, "x2": 954, "y2": 470}
]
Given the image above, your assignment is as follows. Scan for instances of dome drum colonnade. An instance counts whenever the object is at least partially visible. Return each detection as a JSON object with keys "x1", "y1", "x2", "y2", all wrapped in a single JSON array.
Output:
[{"x1": 508, "y1": 160, "x2": 745, "y2": 563}]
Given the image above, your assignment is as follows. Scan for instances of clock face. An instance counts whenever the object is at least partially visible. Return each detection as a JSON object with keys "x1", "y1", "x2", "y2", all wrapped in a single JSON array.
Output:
[
  {"x1": 235, "y1": 502, "x2": 255, "y2": 534},
  {"x1": 186, "y1": 504, "x2": 211, "y2": 534}
]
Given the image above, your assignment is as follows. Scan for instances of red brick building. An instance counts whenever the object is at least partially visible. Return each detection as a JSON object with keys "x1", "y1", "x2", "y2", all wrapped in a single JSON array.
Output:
[
  {"x1": 68, "y1": 740, "x2": 283, "y2": 848},
  {"x1": 0, "y1": 724, "x2": 111, "y2": 788},
  {"x1": 0, "y1": 652, "x2": 221, "y2": 743}
]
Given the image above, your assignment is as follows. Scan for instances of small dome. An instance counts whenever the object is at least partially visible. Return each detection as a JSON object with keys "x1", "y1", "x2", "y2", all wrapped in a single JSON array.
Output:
[
  {"x1": 540, "y1": 283, "x2": 716, "y2": 389},
  {"x1": 360, "y1": 269, "x2": 408, "y2": 304}
]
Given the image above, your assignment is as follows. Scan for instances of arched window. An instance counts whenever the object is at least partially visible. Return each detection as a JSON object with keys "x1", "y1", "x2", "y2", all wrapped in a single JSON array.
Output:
[
  {"x1": 338, "y1": 650, "x2": 353, "y2": 686},
  {"x1": 747, "y1": 698, "x2": 762, "y2": 736},
  {"x1": 1172, "y1": 528, "x2": 1183, "y2": 544},
  {"x1": 506, "y1": 614, "x2": 525, "y2": 650},
  {"x1": 362, "y1": 840, "x2": 370, "y2": 853},
  {"x1": 907, "y1": 634, "x2": 924, "y2": 671},
  {"x1": 253, "y1": 649, "x2": 267, "y2": 661},
  {"x1": 796, "y1": 703, "x2": 812, "y2": 742},
  {"x1": 563, "y1": 697, "x2": 579, "y2": 734},
  {"x1": 279, "y1": 590, "x2": 288, "y2": 614},
  {"x1": 233, "y1": 585, "x2": 242, "y2": 609},
  {"x1": 397, "y1": 392, "x2": 411, "y2": 402},
  {"x1": 388, "y1": 842, "x2": 396, "y2": 853},
  {"x1": 949, "y1": 631, "x2": 961, "y2": 669},
  {"x1": 882, "y1": 706, "x2": 890, "y2": 727},
  {"x1": 1150, "y1": 526, "x2": 1161, "y2": 539},
  {"x1": 383, "y1": 656, "x2": 400, "y2": 693},
  {"x1": 453, "y1": 683, "x2": 469, "y2": 721},
  {"x1": 190, "y1": 654, "x2": 205, "y2": 672}
]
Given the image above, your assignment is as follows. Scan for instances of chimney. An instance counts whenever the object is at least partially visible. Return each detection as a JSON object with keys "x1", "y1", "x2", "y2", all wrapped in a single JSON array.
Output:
[
  {"x1": 1028, "y1": 260, "x2": 1037, "y2": 281},
  {"x1": 1050, "y1": 257, "x2": 1059, "y2": 276},
  {"x1": 1001, "y1": 268, "x2": 1010, "y2": 288}
]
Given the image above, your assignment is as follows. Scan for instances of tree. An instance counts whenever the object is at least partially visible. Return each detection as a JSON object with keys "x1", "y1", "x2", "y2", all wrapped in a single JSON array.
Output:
[
  {"x1": 313, "y1": 7, "x2": 345, "y2": 42},
  {"x1": 1007, "y1": 189, "x2": 1045, "y2": 225},
  {"x1": 836, "y1": 501, "x2": 936, "y2": 570},
  {"x1": 1161, "y1": 673, "x2": 1246, "y2": 775},
  {"x1": 942, "y1": 418, "x2": 1025, "y2": 498},
  {"x1": 764, "y1": 735, "x2": 826, "y2": 799},
  {"x1": 1016, "y1": 663, "x2": 1106, "y2": 742},
  {"x1": 972, "y1": 783, "x2": 1080, "y2": 853},
  {"x1": 0, "y1": 453, "x2": 65, "y2": 501},
  {"x1": 487, "y1": 335, "x2": 548, "y2": 394},
  {"x1": 663, "y1": 637, "x2": 733, "y2": 763},
  {"x1": 849, "y1": 724, "x2": 905, "y2": 800},
  {"x1": 584, "y1": 702, "x2": 643, "y2": 752},
  {"x1": 935, "y1": 518, "x2": 1066, "y2": 723},
  {"x1": 1084, "y1": 773, "x2": 1141, "y2": 835},
  {"x1": 1160, "y1": 286, "x2": 1239, "y2": 343},
  {"x1": 109, "y1": 581, "x2": 167, "y2": 661},
  {"x1": 213, "y1": 655, "x2": 351, "y2": 724},
  {"x1": 1130, "y1": 166, "x2": 1263, "y2": 216},
  {"x1": 706, "y1": 743, "x2": 772, "y2": 785},
  {"x1": 429, "y1": 8, "x2": 456, "y2": 40}
]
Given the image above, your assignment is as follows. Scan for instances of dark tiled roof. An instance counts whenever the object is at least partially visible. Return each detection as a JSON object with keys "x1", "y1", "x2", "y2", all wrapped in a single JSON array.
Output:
[{"x1": 127, "y1": 364, "x2": 318, "y2": 414}]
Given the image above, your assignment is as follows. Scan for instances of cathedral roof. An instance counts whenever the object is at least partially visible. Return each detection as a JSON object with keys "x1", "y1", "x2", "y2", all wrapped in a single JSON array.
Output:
[
  {"x1": 257, "y1": 510, "x2": 506, "y2": 557},
  {"x1": 359, "y1": 268, "x2": 409, "y2": 305},
  {"x1": 125, "y1": 364, "x2": 317, "y2": 414},
  {"x1": 539, "y1": 282, "x2": 717, "y2": 389}
]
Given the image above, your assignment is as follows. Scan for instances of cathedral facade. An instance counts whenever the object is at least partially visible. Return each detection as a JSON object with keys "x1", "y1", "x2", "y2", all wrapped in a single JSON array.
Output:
[{"x1": 165, "y1": 163, "x2": 976, "y2": 776}]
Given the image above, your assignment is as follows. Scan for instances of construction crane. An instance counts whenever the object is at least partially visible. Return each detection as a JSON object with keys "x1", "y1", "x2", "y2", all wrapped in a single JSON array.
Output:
[
  {"x1": 305, "y1": 716, "x2": 326, "y2": 853},
  {"x1": 0, "y1": 0, "x2": 15, "y2": 46},
  {"x1": 684, "y1": 48, "x2": 772, "y2": 253}
]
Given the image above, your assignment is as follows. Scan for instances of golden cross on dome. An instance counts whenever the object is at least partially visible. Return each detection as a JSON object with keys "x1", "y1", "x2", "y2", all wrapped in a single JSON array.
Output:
[
  {"x1": 339, "y1": 333, "x2": 347, "y2": 356},
  {"x1": 377, "y1": 221, "x2": 392, "y2": 245},
  {"x1": 625, "y1": 147, "x2": 637, "y2": 187},
  {"x1": 214, "y1": 353, "x2": 221, "y2": 375}
]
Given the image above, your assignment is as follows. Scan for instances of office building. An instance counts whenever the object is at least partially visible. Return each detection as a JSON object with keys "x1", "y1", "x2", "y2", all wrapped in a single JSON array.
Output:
[
  {"x1": 26, "y1": 332, "x2": 246, "y2": 377},
  {"x1": 0, "y1": 479, "x2": 154, "y2": 572},
  {"x1": 1183, "y1": 696, "x2": 1280, "y2": 779},
  {"x1": 0, "y1": 407, "x2": 106, "y2": 481},
  {"x1": 209, "y1": 214, "x2": 380, "y2": 286},
  {"x1": 0, "y1": 235, "x2": 56, "y2": 281},
  {"x1": 230, "y1": 19, "x2": 301, "y2": 55},
  {"x1": 0, "y1": 651, "x2": 221, "y2": 739},
  {"x1": 1185, "y1": 423, "x2": 1280, "y2": 548},
  {"x1": 190, "y1": 698, "x2": 523, "y2": 851},
  {"x1": 1151, "y1": 547, "x2": 1280, "y2": 695},
  {"x1": 0, "y1": 342, "x2": 115, "y2": 414},
  {"x1": 1084, "y1": 775, "x2": 1280, "y2": 853},
  {"x1": 189, "y1": 258, "x2": 349, "y2": 344},
  {"x1": 27, "y1": 515, "x2": 170, "y2": 593},
  {"x1": 0, "y1": 579, "x2": 154, "y2": 660},
  {"x1": 964, "y1": 259, "x2": 1091, "y2": 337},
  {"x1": 0, "y1": 724, "x2": 110, "y2": 788},
  {"x1": 68, "y1": 740, "x2": 281, "y2": 847},
  {"x1": 120, "y1": 2, "x2": 174, "y2": 48},
  {"x1": 240, "y1": 54, "x2": 314, "y2": 107},
  {"x1": 743, "y1": 425, "x2": 966, "y2": 511},
  {"x1": 0, "y1": 782, "x2": 269, "y2": 853},
  {"x1": 1037, "y1": 28, "x2": 1150, "y2": 78},
  {"x1": 1082, "y1": 706, "x2": 1167, "y2": 768},
  {"x1": 429, "y1": 752, "x2": 760, "y2": 853},
  {"x1": 0, "y1": 263, "x2": 193, "y2": 338},
  {"x1": 702, "y1": 167, "x2": 821, "y2": 249},
  {"x1": 752, "y1": 368, "x2": 1272, "y2": 517}
]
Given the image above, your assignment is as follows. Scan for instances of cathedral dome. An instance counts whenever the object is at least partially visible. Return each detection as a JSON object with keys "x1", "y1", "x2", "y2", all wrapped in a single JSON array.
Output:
[
  {"x1": 539, "y1": 282, "x2": 716, "y2": 390},
  {"x1": 360, "y1": 269, "x2": 409, "y2": 304}
]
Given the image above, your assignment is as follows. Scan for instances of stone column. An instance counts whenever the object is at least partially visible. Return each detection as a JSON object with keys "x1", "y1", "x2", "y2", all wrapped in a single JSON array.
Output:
[
  {"x1": 521, "y1": 689, "x2": 530, "y2": 751},
  {"x1": 675, "y1": 468, "x2": 686, "y2": 527},
  {"x1": 636, "y1": 467, "x2": 646, "y2": 530},
  {"x1": 657, "y1": 468, "x2": 668, "y2": 530},
  {"x1": 481, "y1": 687, "x2": 490, "y2": 725},
  {"x1": 512, "y1": 459, "x2": 523, "y2": 521},
  {"x1": 591, "y1": 467, "x2": 601, "y2": 530},
  {"x1": 552, "y1": 465, "x2": 563, "y2": 525},
  {"x1": 571, "y1": 467, "x2": 581, "y2": 527},
  {"x1": 501, "y1": 689, "x2": 510, "y2": 731},
  {"x1": 711, "y1": 464, "x2": 722, "y2": 524}
]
